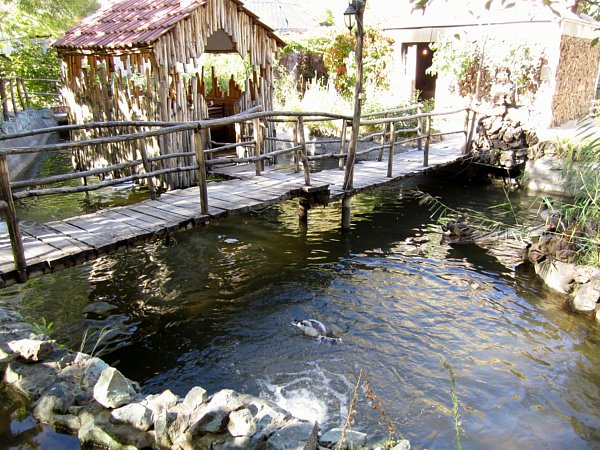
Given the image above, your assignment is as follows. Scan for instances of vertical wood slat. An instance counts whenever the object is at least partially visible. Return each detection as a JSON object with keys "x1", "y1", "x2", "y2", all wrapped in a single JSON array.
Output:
[
  {"x1": 387, "y1": 121, "x2": 396, "y2": 178},
  {"x1": 297, "y1": 117, "x2": 311, "y2": 186},
  {"x1": 292, "y1": 120, "x2": 300, "y2": 173},
  {"x1": 424, "y1": 116, "x2": 431, "y2": 167},
  {"x1": 0, "y1": 78, "x2": 9, "y2": 120},
  {"x1": 0, "y1": 155, "x2": 27, "y2": 282},
  {"x1": 15, "y1": 78, "x2": 26, "y2": 110},
  {"x1": 417, "y1": 104, "x2": 423, "y2": 152},
  {"x1": 338, "y1": 119, "x2": 347, "y2": 170},
  {"x1": 139, "y1": 141, "x2": 157, "y2": 200},
  {"x1": 378, "y1": 114, "x2": 387, "y2": 162},
  {"x1": 252, "y1": 118, "x2": 262, "y2": 176},
  {"x1": 8, "y1": 79, "x2": 18, "y2": 113},
  {"x1": 194, "y1": 128, "x2": 209, "y2": 215}
]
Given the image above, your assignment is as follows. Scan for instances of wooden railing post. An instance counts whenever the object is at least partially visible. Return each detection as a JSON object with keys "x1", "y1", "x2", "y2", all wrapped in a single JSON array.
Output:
[
  {"x1": 338, "y1": 119, "x2": 347, "y2": 170},
  {"x1": 252, "y1": 118, "x2": 262, "y2": 176},
  {"x1": 15, "y1": 77, "x2": 26, "y2": 110},
  {"x1": 8, "y1": 79, "x2": 18, "y2": 114},
  {"x1": 424, "y1": 116, "x2": 431, "y2": 167},
  {"x1": 139, "y1": 142, "x2": 157, "y2": 200},
  {"x1": 297, "y1": 117, "x2": 311, "y2": 186},
  {"x1": 0, "y1": 154, "x2": 27, "y2": 282},
  {"x1": 387, "y1": 121, "x2": 396, "y2": 178},
  {"x1": 0, "y1": 78, "x2": 9, "y2": 120},
  {"x1": 416, "y1": 104, "x2": 423, "y2": 151},
  {"x1": 292, "y1": 120, "x2": 300, "y2": 173},
  {"x1": 377, "y1": 114, "x2": 387, "y2": 162},
  {"x1": 194, "y1": 128, "x2": 209, "y2": 215},
  {"x1": 466, "y1": 108, "x2": 477, "y2": 155}
]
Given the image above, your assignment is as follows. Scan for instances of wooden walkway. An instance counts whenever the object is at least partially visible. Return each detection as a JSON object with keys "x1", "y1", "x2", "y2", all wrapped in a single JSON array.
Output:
[{"x1": 0, "y1": 140, "x2": 466, "y2": 286}]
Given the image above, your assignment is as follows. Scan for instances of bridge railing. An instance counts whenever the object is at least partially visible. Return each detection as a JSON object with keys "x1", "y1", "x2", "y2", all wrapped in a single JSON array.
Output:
[{"x1": 0, "y1": 105, "x2": 474, "y2": 281}]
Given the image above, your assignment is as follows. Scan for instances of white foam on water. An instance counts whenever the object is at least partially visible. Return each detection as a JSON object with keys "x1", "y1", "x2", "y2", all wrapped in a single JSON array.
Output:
[{"x1": 257, "y1": 361, "x2": 354, "y2": 428}]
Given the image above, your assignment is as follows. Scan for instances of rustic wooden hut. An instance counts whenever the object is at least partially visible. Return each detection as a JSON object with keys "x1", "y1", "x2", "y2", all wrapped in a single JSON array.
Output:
[{"x1": 53, "y1": 0, "x2": 285, "y2": 188}]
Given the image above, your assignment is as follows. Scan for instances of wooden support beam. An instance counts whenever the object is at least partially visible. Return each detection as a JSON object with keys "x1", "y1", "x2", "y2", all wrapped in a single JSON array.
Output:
[
  {"x1": 338, "y1": 119, "x2": 348, "y2": 170},
  {"x1": 387, "y1": 121, "x2": 396, "y2": 178},
  {"x1": 424, "y1": 116, "x2": 431, "y2": 167},
  {"x1": 193, "y1": 128, "x2": 209, "y2": 215},
  {"x1": 297, "y1": 117, "x2": 311, "y2": 186},
  {"x1": 0, "y1": 155, "x2": 27, "y2": 281},
  {"x1": 252, "y1": 118, "x2": 262, "y2": 176}
]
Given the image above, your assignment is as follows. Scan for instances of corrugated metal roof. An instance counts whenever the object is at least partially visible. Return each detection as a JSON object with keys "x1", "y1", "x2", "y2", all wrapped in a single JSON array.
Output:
[
  {"x1": 242, "y1": 0, "x2": 318, "y2": 32},
  {"x1": 53, "y1": 0, "x2": 283, "y2": 51}
]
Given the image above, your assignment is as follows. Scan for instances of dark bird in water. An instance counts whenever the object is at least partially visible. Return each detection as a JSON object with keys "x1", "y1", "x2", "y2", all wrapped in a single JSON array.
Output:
[
  {"x1": 291, "y1": 319, "x2": 341, "y2": 343},
  {"x1": 442, "y1": 216, "x2": 475, "y2": 240},
  {"x1": 539, "y1": 197, "x2": 566, "y2": 232}
]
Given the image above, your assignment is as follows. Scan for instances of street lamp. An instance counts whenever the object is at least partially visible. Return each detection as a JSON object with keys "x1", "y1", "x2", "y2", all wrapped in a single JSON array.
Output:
[{"x1": 344, "y1": 0, "x2": 364, "y2": 32}]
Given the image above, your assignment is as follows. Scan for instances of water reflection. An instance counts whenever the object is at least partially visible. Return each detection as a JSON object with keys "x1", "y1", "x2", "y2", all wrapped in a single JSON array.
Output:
[{"x1": 4, "y1": 176, "x2": 600, "y2": 448}]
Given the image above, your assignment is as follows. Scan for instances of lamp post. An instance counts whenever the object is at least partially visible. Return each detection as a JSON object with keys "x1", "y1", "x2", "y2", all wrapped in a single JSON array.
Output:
[{"x1": 341, "y1": 0, "x2": 366, "y2": 230}]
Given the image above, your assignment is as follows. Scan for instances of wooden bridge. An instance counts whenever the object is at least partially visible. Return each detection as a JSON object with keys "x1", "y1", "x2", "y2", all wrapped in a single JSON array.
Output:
[{"x1": 0, "y1": 106, "x2": 475, "y2": 287}]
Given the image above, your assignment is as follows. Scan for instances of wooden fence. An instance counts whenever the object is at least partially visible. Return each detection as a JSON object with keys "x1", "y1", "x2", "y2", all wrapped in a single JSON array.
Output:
[
  {"x1": 0, "y1": 77, "x2": 61, "y2": 118},
  {"x1": 0, "y1": 105, "x2": 477, "y2": 280}
]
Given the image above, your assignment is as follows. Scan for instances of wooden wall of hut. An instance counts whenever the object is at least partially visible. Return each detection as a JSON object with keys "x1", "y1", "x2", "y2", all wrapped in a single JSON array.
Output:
[{"x1": 58, "y1": 0, "x2": 281, "y2": 189}]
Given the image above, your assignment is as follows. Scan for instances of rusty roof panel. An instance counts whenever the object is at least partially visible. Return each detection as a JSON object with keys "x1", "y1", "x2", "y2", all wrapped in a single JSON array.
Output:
[
  {"x1": 53, "y1": 0, "x2": 284, "y2": 52},
  {"x1": 53, "y1": 0, "x2": 208, "y2": 50}
]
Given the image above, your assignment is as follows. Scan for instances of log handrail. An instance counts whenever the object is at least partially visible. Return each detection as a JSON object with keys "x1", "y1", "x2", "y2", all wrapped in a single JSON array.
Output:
[{"x1": 0, "y1": 106, "x2": 473, "y2": 282}]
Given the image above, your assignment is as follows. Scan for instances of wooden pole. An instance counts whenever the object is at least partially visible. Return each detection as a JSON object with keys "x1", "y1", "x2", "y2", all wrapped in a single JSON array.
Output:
[
  {"x1": 378, "y1": 114, "x2": 387, "y2": 162},
  {"x1": 21, "y1": 78, "x2": 31, "y2": 108},
  {"x1": 297, "y1": 117, "x2": 311, "y2": 186},
  {"x1": 139, "y1": 141, "x2": 157, "y2": 200},
  {"x1": 342, "y1": 2, "x2": 365, "y2": 193},
  {"x1": 338, "y1": 119, "x2": 347, "y2": 170},
  {"x1": 0, "y1": 155, "x2": 27, "y2": 282},
  {"x1": 416, "y1": 104, "x2": 423, "y2": 152},
  {"x1": 387, "y1": 121, "x2": 396, "y2": 178},
  {"x1": 341, "y1": 0, "x2": 366, "y2": 231},
  {"x1": 424, "y1": 116, "x2": 431, "y2": 167},
  {"x1": 462, "y1": 108, "x2": 471, "y2": 154},
  {"x1": 252, "y1": 118, "x2": 262, "y2": 176},
  {"x1": 193, "y1": 128, "x2": 209, "y2": 215},
  {"x1": 15, "y1": 78, "x2": 26, "y2": 110},
  {"x1": 8, "y1": 79, "x2": 18, "y2": 113},
  {"x1": 0, "y1": 77, "x2": 9, "y2": 120},
  {"x1": 292, "y1": 120, "x2": 300, "y2": 173}
]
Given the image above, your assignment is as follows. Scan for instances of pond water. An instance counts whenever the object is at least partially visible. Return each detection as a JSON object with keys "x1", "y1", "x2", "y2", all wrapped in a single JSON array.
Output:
[{"x1": 2, "y1": 170, "x2": 600, "y2": 449}]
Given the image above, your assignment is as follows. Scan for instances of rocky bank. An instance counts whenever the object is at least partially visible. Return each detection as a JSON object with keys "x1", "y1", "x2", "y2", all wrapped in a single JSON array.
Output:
[{"x1": 0, "y1": 304, "x2": 410, "y2": 449}]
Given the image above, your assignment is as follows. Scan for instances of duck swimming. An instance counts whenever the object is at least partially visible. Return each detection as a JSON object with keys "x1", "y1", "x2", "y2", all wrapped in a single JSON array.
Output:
[{"x1": 291, "y1": 319, "x2": 341, "y2": 343}]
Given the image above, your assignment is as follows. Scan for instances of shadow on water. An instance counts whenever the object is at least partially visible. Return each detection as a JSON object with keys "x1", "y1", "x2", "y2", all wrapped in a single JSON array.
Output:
[{"x1": 2, "y1": 171, "x2": 600, "y2": 448}]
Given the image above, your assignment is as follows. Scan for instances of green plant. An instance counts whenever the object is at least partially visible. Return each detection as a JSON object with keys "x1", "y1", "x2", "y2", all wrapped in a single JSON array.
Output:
[
  {"x1": 323, "y1": 28, "x2": 395, "y2": 98},
  {"x1": 441, "y1": 358, "x2": 463, "y2": 450},
  {"x1": 80, "y1": 325, "x2": 113, "y2": 358},
  {"x1": 31, "y1": 317, "x2": 54, "y2": 336}
]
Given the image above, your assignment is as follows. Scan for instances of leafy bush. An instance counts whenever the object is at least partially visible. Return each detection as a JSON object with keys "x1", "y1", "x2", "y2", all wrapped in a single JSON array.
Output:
[
  {"x1": 0, "y1": 40, "x2": 61, "y2": 108},
  {"x1": 323, "y1": 28, "x2": 395, "y2": 98}
]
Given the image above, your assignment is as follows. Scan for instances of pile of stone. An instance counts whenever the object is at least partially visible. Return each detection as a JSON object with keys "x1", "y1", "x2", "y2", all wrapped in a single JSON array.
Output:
[
  {"x1": 0, "y1": 305, "x2": 411, "y2": 449},
  {"x1": 470, "y1": 114, "x2": 539, "y2": 169},
  {"x1": 521, "y1": 235, "x2": 600, "y2": 318}
]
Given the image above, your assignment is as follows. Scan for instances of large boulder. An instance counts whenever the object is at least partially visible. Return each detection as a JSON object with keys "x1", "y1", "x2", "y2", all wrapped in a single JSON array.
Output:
[{"x1": 8, "y1": 338, "x2": 56, "y2": 362}]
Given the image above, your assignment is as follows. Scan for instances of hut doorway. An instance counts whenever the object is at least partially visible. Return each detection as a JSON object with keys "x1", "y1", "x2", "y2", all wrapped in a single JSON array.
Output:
[{"x1": 197, "y1": 52, "x2": 250, "y2": 154}]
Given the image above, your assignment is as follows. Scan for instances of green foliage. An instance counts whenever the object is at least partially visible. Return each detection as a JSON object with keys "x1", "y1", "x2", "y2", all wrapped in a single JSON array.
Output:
[
  {"x1": 0, "y1": 40, "x2": 61, "y2": 107},
  {"x1": 31, "y1": 317, "x2": 54, "y2": 336},
  {"x1": 441, "y1": 358, "x2": 463, "y2": 450},
  {"x1": 557, "y1": 118, "x2": 600, "y2": 265},
  {"x1": 323, "y1": 28, "x2": 395, "y2": 98},
  {"x1": 3, "y1": 0, "x2": 99, "y2": 37},
  {"x1": 281, "y1": 36, "x2": 331, "y2": 82},
  {"x1": 197, "y1": 53, "x2": 253, "y2": 95},
  {"x1": 427, "y1": 34, "x2": 546, "y2": 100},
  {"x1": 318, "y1": 8, "x2": 335, "y2": 26}
]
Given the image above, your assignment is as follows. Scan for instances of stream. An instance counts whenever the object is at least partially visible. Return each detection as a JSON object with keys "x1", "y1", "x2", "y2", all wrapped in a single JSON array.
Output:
[{"x1": 1, "y1": 166, "x2": 600, "y2": 449}]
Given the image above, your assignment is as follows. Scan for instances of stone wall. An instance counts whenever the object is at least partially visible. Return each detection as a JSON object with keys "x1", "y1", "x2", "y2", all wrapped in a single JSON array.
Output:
[
  {"x1": 551, "y1": 35, "x2": 600, "y2": 126},
  {"x1": 0, "y1": 108, "x2": 57, "y2": 180}
]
